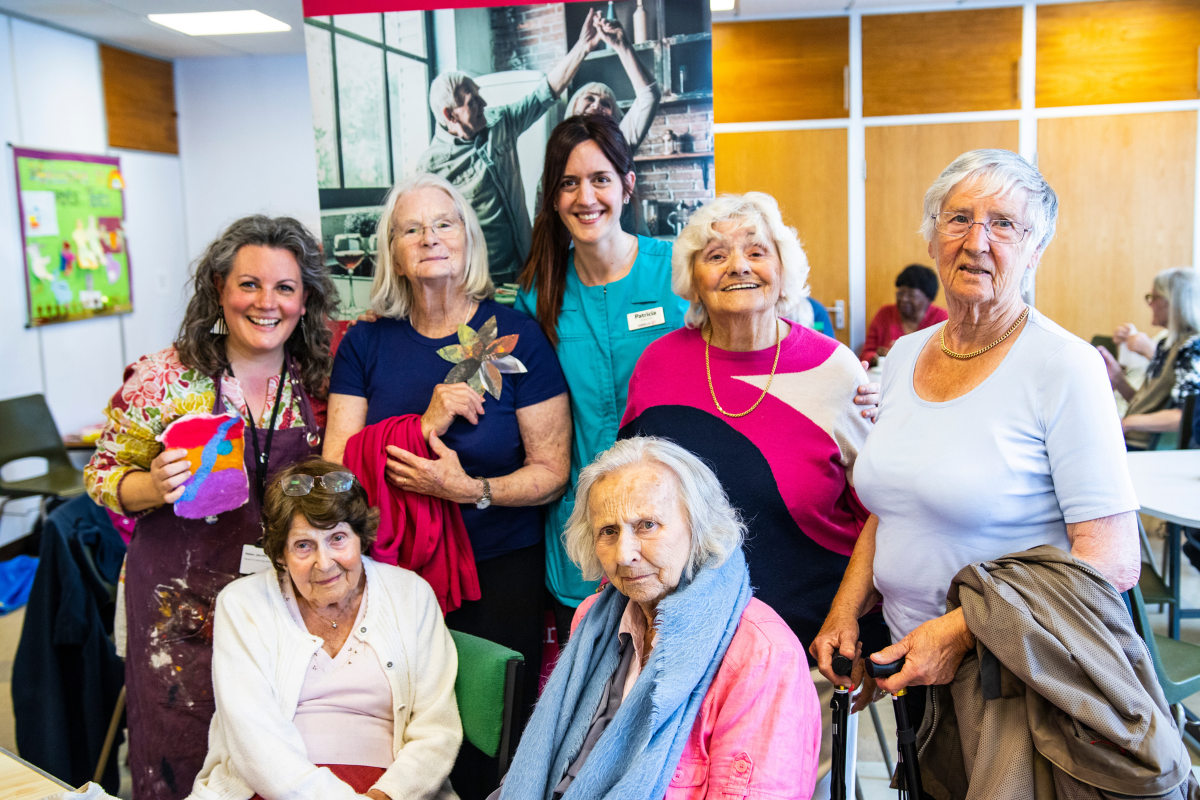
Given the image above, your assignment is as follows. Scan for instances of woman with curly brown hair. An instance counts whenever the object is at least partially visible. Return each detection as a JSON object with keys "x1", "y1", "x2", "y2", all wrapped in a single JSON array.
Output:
[{"x1": 84, "y1": 215, "x2": 338, "y2": 800}]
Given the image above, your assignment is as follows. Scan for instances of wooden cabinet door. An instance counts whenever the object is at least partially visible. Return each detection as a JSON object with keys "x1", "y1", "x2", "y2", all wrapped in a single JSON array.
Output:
[
  {"x1": 864, "y1": 122, "x2": 1020, "y2": 341},
  {"x1": 1036, "y1": 112, "x2": 1196, "y2": 340},
  {"x1": 713, "y1": 18, "x2": 849, "y2": 123},
  {"x1": 863, "y1": 8, "x2": 1023, "y2": 117},
  {"x1": 715, "y1": 129, "x2": 850, "y2": 344},
  {"x1": 1038, "y1": 0, "x2": 1200, "y2": 108},
  {"x1": 100, "y1": 45, "x2": 178, "y2": 154}
]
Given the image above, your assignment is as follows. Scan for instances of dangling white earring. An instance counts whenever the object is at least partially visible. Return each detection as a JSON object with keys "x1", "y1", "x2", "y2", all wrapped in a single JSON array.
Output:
[
  {"x1": 623, "y1": 196, "x2": 630, "y2": 205},
  {"x1": 210, "y1": 310, "x2": 229, "y2": 336}
]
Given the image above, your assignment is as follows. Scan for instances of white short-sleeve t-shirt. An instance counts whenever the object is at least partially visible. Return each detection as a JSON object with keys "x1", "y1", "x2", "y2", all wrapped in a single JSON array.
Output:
[{"x1": 855, "y1": 309, "x2": 1139, "y2": 641}]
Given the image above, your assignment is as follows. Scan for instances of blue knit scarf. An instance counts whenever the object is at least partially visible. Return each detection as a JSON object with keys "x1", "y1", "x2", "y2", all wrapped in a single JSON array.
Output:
[{"x1": 500, "y1": 548, "x2": 752, "y2": 800}]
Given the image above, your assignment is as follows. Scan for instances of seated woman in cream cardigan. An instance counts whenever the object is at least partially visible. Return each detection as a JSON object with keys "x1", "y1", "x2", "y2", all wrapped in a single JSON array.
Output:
[{"x1": 187, "y1": 457, "x2": 461, "y2": 800}]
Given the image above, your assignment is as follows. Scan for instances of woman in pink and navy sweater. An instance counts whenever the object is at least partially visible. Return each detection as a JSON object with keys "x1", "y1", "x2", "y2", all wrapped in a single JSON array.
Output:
[{"x1": 619, "y1": 192, "x2": 885, "y2": 792}]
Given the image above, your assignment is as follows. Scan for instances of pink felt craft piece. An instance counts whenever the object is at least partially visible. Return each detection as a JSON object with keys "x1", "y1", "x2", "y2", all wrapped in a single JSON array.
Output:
[{"x1": 158, "y1": 413, "x2": 249, "y2": 519}]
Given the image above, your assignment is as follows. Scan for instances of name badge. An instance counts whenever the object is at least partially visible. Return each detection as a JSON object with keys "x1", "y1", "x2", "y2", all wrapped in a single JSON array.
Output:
[
  {"x1": 239, "y1": 544, "x2": 273, "y2": 575},
  {"x1": 627, "y1": 307, "x2": 665, "y2": 331}
]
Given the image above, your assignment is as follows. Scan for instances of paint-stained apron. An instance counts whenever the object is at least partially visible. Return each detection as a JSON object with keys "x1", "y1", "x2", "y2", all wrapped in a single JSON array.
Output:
[{"x1": 124, "y1": 366, "x2": 321, "y2": 800}]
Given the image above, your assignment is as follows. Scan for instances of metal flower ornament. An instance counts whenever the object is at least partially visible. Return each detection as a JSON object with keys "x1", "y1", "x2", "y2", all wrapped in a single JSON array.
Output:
[{"x1": 437, "y1": 316, "x2": 527, "y2": 399}]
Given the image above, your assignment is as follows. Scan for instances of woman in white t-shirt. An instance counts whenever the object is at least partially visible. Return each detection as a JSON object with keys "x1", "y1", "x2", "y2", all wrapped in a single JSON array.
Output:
[{"x1": 810, "y1": 149, "x2": 1140, "y2": 714}]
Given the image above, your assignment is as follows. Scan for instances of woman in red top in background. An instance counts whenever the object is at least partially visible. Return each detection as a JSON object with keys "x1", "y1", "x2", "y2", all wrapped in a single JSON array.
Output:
[{"x1": 860, "y1": 264, "x2": 948, "y2": 366}]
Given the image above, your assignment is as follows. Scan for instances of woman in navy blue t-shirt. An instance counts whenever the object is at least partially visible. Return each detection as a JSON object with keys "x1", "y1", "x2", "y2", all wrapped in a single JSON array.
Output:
[{"x1": 324, "y1": 175, "x2": 570, "y2": 792}]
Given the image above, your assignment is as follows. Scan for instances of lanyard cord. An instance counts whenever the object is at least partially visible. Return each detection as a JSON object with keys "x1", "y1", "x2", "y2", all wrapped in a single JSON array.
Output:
[{"x1": 230, "y1": 358, "x2": 289, "y2": 505}]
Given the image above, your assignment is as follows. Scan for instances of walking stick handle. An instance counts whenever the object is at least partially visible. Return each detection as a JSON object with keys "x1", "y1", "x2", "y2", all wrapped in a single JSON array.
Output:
[
  {"x1": 831, "y1": 654, "x2": 854, "y2": 680},
  {"x1": 865, "y1": 654, "x2": 905, "y2": 680}
]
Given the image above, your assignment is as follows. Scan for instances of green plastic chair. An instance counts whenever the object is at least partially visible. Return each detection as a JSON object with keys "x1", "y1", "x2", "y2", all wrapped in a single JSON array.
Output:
[
  {"x1": 0, "y1": 395, "x2": 85, "y2": 516},
  {"x1": 1128, "y1": 584, "x2": 1200, "y2": 734},
  {"x1": 449, "y1": 629, "x2": 525, "y2": 780}
]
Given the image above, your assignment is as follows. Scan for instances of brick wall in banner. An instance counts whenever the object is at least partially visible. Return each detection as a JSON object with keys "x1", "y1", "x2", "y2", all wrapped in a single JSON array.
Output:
[
  {"x1": 491, "y1": 3, "x2": 567, "y2": 74},
  {"x1": 636, "y1": 101, "x2": 716, "y2": 205}
]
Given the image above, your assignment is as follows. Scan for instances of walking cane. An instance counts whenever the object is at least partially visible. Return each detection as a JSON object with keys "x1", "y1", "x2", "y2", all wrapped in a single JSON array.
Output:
[
  {"x1": 829, "y1": 654, "x2": 854, "y2": 800},
  {"x1": 866, "y1": 655, "x2": 924, "y2": 799}
]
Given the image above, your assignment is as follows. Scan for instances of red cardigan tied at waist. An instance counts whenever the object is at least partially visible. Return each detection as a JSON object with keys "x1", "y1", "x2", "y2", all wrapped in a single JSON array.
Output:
[{"x1": 343, "y1": 415, "x2": 480, "y2": 614}]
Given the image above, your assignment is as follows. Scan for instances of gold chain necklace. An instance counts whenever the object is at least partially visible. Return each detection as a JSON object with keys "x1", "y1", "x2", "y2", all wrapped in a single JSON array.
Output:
[
  {"x1": 705, "y1": 320, "x2": 782, "y2": 418},
  {"x1": 940, "y1": 306, "x2": 1029, "y2": 360}
]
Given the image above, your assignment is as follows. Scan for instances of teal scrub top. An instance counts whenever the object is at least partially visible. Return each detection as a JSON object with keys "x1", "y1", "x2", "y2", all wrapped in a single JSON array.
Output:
[{"x1": 515, "y1": 236, "x2": 688, "y2": 606}]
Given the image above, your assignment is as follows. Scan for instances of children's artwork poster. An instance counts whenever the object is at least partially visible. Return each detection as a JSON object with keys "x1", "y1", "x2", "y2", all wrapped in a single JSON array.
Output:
[
  {"x1": 13, "y1": 147, "x2": 133, "y2": 327},
  {"x1": 302, "y1": 0, "x2": 714, "y2": 319}
]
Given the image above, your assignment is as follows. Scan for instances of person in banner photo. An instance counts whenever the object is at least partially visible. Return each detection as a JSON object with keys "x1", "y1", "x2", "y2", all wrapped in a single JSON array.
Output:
[
  {"x1": 84, "y1": 217, "x2": 337, "y2": 800},
  {"x1": 417, "y1": 8, "x2": 607, "y2": 286}
]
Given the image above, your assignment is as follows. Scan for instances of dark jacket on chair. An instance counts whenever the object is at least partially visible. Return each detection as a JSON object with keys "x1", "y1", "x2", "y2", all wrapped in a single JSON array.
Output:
[
  {"x1": 914, "y1": 545, "x2": 1196, "y2": 800},
  {"x1": 12, "y1": 494, "x2": 126, "y2": 793}
]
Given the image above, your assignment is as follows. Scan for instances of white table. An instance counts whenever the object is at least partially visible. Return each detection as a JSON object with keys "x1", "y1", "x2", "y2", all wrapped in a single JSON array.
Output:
[
  {"x1": 1127, "y1": 450, "x2": 1200, "y2": 639},
  {"x1": 1127, "y1": 450, "x2": 1200, "y2": 528}
]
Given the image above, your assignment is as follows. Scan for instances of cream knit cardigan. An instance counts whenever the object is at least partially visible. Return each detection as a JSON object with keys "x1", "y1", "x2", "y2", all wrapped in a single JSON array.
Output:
[{"x1": 186, "y1": 556, "x2": 461, "y2": 800}]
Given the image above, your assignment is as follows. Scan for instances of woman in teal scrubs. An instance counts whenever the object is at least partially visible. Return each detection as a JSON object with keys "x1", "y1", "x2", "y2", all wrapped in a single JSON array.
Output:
[{"x1": 516, "y1": 114, "x2": 687, "y2": 639}]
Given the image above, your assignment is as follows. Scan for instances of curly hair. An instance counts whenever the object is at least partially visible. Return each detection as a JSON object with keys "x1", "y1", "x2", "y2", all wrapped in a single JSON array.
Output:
[
  {"x1": 261, "y1": 457, "x2": 379, "y2": 574},
  {"x1": 175, "y1": 216, "x2": 339, "y2": 398}
]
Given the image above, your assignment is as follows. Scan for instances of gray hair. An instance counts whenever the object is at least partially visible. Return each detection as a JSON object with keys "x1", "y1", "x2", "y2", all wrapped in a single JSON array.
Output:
[
  {"x1": 672, "y1": 192, "x2": 811, "y2": 330},
  {"x1": 1153, "y1": 267, "x2": 1200, "y2": 345},
  {"x1": 428, "y1": 71, "x2": 476, "y2": 130},
  {"x1": 370, "y1": 173, "x2": 493, "y2": 319},
  {"x1": 920, "y1": 149, "x2": 1058, "y2": 294},
  {"x1": 563, "y1": 437, "x2": 746, "y2": 583},
  {"x1": 566, "y1": 82, "x2": 624, "y2": 123}
]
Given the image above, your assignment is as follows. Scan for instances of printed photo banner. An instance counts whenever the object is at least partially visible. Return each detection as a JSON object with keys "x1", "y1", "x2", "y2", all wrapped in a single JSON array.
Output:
[
  {"x1": 303, "y1": 0, "x2": 715, "y2": 319},
  {"x1": 13, "y1": 147, "x2": 133, "y2": 327}
]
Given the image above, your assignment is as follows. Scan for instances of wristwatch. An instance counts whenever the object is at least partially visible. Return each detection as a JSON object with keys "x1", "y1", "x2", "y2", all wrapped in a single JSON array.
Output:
[{"x1": 475, "y1": 477, "x2": 492, "y2": 510}]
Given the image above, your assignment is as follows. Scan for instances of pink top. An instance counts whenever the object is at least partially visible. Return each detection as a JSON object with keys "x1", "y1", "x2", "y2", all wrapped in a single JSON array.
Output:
[
  {"x1": 574, "y1": 595, "x2": 821, "y2": 799},
  {"x1": 283, "y1": 580, "x2": 395, "y2": 769},
  {"x1": 859, "y1": 303, "x2": 948, "y2": 364}
]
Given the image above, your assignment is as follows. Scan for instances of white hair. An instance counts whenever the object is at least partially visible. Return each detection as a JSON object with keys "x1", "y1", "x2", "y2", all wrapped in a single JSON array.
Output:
[
  {"x1": 566, "y1": 82, "x2": 624, "y2": 123},
  {"x1": 1153, "y1": 267, "x2": 1200, "y2": 346},
  {"x1": 428, "y1": 71, "x2": 476, "y2": 130},
  {"x1": 563, "y1": 437, "x2": 746, "y2": 584},
  {"x1": 671, "y1": 192, "x2": 810, "y2": 330},
  {"x1": 370, "y1": 173, "x2": 493, "y2": 320},
  {"x1": 920, "y1": 149, "x2": 1059, "y2": 294}
]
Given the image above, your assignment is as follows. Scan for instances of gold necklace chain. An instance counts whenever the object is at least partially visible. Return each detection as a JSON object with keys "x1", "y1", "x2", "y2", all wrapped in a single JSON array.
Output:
[
  {"x1": 705, "y1": 320, "x2": 782, "y2": 418},
  {"x1": 940, "y1": 306, "x2": 1029, "y2": 360}
]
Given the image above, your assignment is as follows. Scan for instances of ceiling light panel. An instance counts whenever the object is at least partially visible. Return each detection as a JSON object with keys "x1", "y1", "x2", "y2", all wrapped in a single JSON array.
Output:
[{"x1": 148, "y1": 10, "x2": 291, "y2": 36}]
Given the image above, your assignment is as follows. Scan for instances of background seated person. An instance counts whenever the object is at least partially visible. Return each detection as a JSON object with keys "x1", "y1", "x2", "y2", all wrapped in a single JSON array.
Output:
[
  {"x1": 497, "y1": 437, "x2": 820, "y2": 800},
  {"x1": 860, "y1": 264, "x2": 948, "y2": 366},
  {"x1": 188, "y1": 458, "x2": 460, "y2": 800},
  {"x1": 1098, "y1": 267, "x2": 1200, "y2": 449}
]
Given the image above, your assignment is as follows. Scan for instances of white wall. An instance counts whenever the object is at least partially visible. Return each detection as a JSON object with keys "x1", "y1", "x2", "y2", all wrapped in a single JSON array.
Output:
[
  {"x1": 175, "y1": 54, "x2": 321, "y2": 265},
  {"x1": 0, "y1": 21, "x2": 321, "y2": 547},
  {"x1": 0, "y1": 16, "x2": 193, "y2": 544}
]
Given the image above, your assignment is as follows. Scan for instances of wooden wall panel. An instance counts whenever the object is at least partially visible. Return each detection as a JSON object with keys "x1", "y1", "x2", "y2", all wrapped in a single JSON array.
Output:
[
  {"x1": 1036, "y1": 112, "x2": 1195, "y2": 341},
  {"x1": 863, "y1": 8, "x2": 1023, "y2": 117},
  {"x1": 864, "y1": 121, "x2": 1019, "y2": 341},
  {"x1": 1038, "y1": 0, "x2": 1200, "y2": 108},
  {"x1": 100, "y1": 45, "x2": 178, "y2": 154},
  {"x1": 715, "y1": 129, "x2": 850, "y2": 344},
  {"x1": 713, "y1": 18, "x2": 849, "y2": 123}
]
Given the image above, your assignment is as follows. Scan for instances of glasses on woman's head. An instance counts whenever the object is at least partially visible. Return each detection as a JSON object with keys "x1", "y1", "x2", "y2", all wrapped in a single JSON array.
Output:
[
  {"x1": 280, "y1": 472, "x2": 356, "y2": 496},
  {"x1": 393, "y1": 218, "x2": 464, "y2": 244},
  {"x1": 932, "y1": 212, "x2": 1028, "y2": 244}
]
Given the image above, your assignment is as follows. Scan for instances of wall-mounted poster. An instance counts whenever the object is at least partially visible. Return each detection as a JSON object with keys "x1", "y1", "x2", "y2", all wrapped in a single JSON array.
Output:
[
  {"x1": 13, "y1": 147, "x2": 133, "y2": 327},
  {"x1": 302, "y1": 0, "x2": 714, "y2": 319}
]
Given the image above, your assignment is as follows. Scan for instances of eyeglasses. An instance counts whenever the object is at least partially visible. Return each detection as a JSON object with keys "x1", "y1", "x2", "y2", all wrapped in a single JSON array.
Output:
[
  {"x1": 931, "y1": 212, "x2": 1028, "y2": 244},
  {"x1": 1145, "y1": 293, "x2": 1165, "y2": 305},
  {"x1": 280, "y1": 472, "x2": 356, "y2": 496},
  {"x1": 394, "y1": 218, "x2": 464, "y2": 243}
]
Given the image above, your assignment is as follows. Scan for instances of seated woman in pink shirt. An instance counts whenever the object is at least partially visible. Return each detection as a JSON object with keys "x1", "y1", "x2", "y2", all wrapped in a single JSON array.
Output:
[
  {"x1": 496, "y1": 437, "x2": 820, "y2": 800},
  {"x1": 188, "y1": 458, "x2": 461, "y2": 800},
  {"x1": 860, "y1": 264, "x2": 948, "y2": 366}
]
